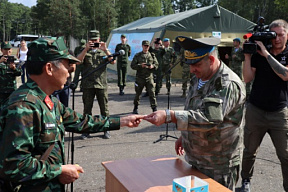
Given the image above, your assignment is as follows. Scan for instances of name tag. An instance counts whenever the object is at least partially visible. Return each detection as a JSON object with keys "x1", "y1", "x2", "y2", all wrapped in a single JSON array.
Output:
[{"x1": 45, "y1": 123, "x2": 56, "y2": 129}]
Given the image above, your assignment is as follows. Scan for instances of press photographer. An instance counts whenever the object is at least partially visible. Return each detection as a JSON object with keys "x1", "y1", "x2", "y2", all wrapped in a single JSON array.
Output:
[
  {"x1": 241, "y1": 19, "x2": 288, "y2": 192},
  {"x1": 0, "y1": 41, "x2": 21, "y2": 108}
]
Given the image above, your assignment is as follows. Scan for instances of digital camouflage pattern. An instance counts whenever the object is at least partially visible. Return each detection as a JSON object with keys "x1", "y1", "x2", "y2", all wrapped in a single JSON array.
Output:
[
  {"x1": 228, "y1": 47, "x2": 245, "y2": 79},
  {"x1": 174, "y1": 62, "x2": 246, "y2": 184},
  {"x1": 131, "y1": 51, "x2": 158, "y2": 108},
  {"x1": 115, "y1": 43, "x2": 131, "y2": 87},
  {"x1": 149, "y1": 47, "x2": 165, "y2": 94},
  {"x1": 162, "y1": 47, "x2": 176, "y2": 90},
  {"x1": 0, "y1": 58, "x2": 21, "y2": 108},
  {"x1": 72, "y1": 44, "x2": 86, "y2": 88},
  {"x1": 178, "y1": 48, "x2": 193, "y2": 91},
  {"x1": 0, "y1": 80, "x2": 120, "y2": 192}
]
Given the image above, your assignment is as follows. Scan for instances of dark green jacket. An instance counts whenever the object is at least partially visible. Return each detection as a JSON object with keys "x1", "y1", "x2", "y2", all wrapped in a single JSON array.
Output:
[
  {"x1": 131, "y1": 51, "x2": 158, "y2": 79},
  {"x1": 0, "y1": 79, "x2": 120, "y2": 192},
  {"x1": 115, "y1": 43, "x2": 131, "y2": 65}
]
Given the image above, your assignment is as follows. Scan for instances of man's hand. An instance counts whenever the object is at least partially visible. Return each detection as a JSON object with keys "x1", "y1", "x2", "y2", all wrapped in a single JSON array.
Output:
[
  {"x1": 0, "y1": 56, "x2": 7, "y2": 63},
  {"x1": 120, "y1": 114, "x2": 145, "y2": 127},
  {"x1": 143, "y1": 110, "x2": 166, "y2": 126},
  {"x1": 58, "y1": 164, "x2": 84, "y2": 184},
  {"x1": 175, "y1": 136, "x2": 184, "y2": 156},
  {"x1": 255, "y1": 40, "x2": 269, "y2": 58}
]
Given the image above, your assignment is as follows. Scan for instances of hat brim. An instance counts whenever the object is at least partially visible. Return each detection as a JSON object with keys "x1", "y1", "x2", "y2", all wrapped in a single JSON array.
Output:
[
  {"x1": 185, "y1": 58, "x2": 204, "y2": 65},
  {"x1": 61, "y1": 54, "x2": 80, "y2": 64},
  {"x1": 90, "y1": 37, "x2": 100, "y2": 40}
]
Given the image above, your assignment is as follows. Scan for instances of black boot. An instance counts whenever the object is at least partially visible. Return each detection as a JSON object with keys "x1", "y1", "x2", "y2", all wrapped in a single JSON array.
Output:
[
  {"x1": 119, "y1": 86, "x2": 124, "y2": 95},
  {"x1": 133, "y1": 105, "x2": 138, "y2": 114},
  {"x1": 180, "y1": 90, "x2": 186, "y2": 98},
  {"x1": 152, "y1": 106, "x2": 157, "y2": 112}
]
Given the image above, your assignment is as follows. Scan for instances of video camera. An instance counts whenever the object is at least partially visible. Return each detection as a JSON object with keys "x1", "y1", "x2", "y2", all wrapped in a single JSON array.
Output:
[{"x1": 243, "y1": 16, "x2": 276, "y2": 54}]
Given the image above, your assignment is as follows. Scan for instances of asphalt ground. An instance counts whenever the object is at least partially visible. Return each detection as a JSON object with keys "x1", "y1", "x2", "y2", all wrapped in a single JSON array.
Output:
[{"x1": 13, "y1": 63, "x2": 284, "y2": 191}]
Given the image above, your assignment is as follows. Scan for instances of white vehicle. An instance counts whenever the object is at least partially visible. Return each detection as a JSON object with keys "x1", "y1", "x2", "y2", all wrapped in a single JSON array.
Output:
[{"x1": 13, "y1": 34, "x2": 39, "y2": 47}]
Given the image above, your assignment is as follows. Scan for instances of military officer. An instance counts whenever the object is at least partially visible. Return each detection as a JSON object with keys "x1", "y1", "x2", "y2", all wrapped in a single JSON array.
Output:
[
  {"x1": 162, "y1": 38, "x2": 176, "y2": 95},
  {"x1": 144, "y1": 36, "x2": 246, "y2": 191},
  {"x1": 72, "y1": 39, "x2": 86, "y2": 90},
  {"x1": 131, "y1": 40, "x2": 158, "y2": 114},
  {"x1": 0, "y1": 41, "x2": 21, "y2": 108},
  {"x1": 77, "y1": 30, "x2": 115, "y2": 139},
  {"x1": 0, "y1": 37, "x2": 144, "y2": 192},
  {"x1": 115, "y1": 34, "x2": 131, "y2": 95}
]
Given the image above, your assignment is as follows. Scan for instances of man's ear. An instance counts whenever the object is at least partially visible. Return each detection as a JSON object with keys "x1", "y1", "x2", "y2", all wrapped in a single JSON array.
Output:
[
  {"x1": 209, "y1": 55, "x2": 215, "y2": 64},
  {"x1": 45, "y1": 62, "x2": 53, "y2": 76}
]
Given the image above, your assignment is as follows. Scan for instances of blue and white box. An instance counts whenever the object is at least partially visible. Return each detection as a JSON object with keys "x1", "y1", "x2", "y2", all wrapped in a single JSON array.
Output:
[{"x1": 172, "y1": 175, "x2": 208, "y2": 192}]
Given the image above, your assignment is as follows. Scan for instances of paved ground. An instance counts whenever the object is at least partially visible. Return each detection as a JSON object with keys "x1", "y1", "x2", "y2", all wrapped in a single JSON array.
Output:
[{"x1": 16, "y1": 69, "x2": 284, "y2": 192}]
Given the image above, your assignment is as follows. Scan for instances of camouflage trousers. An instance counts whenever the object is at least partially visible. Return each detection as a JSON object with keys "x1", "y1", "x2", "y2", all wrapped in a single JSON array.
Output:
[
  {"x1": 162, "y1": 64, "x2": 171, "y2": 91},
  {"x1": 133, "y1": 77, "x2": 157, "y2": 108},
  {"x1": 117, "y1": 63, "x2": 128, "y2": 87},
  {"x1": 82, "y1": 88, "x2": 109, "y2": 117},
  {"x1": 182, "y1": 64, "x2": 191, "y2": 91},
  {"x1": 195, "y1": 165, "x2": 239, "y2": 191},
  {"x1": 153, "y1": 67, "x2": 162, "y2": 94}
]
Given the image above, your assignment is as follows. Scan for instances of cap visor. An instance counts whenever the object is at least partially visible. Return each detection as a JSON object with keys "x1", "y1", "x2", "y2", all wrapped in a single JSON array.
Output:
[{"x1": 185, "y1": 58, "x2": 203, "y2": 65}]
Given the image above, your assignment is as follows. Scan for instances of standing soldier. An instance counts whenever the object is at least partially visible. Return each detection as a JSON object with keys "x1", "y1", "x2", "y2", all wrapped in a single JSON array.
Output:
[
  {"x1": 77, "y1": 30, "x2": 115, "y2": 139},
  {"x1": 115, "y1": 34, "x2": 131, "y2": 95},
  {"x1": 162, "y1": 38, "x2": 176, "y2": 95},
  {"x1": 72, "y1": 39, "x2": 86, "y2": 91},
  {"x1": 149, "y1": 38, "x2": 165, "y2": 96},
  {"x1": 0, "y1": 42, "x2": 21, "y2": 108},
  {"x1": 179, "y1": 47, "x2": 193, "y2": 98},
  {"x1": 131, "y1": 40, "x2": 158, "y2": 114}
]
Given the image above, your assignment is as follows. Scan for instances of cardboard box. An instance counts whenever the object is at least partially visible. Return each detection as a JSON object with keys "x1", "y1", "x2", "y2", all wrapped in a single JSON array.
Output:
[{"x1": 172, "y1": 175, "x2": 208, "y2": 192}]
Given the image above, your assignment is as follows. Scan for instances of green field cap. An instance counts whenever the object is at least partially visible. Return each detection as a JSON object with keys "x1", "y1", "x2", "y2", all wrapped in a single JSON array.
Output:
[{"x1": 1, "y1": 41, "x2": 12, "y2": 49}]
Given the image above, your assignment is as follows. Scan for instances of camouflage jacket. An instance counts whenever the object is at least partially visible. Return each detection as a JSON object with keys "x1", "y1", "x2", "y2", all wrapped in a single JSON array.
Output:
[
  {"x1": 229, "y1": 47, "x2": 244, "y2": 79},
  {"x1": 0, "y1": 79, "x2": 120, "y2": 192},
  {"x1": 149, "y1": 47, "x2": 165, "y2": 71},
  {"x1": 174, "y1": 62, "x2": 246, "y2": 171},
  {"x1": 82, "y1": 49, "x2": 109, "y2": 89},
  {"x1": 162, "y1": 47, "x2": 176, "y2": 66},
  {"x1": 115, "y1": 43, "x2": 131, "y2": 65},
  {"x1": 131, "y1": 51, "x2": 158, "y2": 79},
  {"x1": 0, "y1": 60, "x2": 22, "y2": 94}
]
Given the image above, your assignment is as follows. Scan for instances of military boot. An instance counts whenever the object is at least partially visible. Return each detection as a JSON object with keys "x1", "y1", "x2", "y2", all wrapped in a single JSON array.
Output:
[
  {"x1": 152, "y1": 106, "x2": 157, "y2": 112},
  {"x1": 180, "y1": 90, "x2": 186, "y2": 98},
  {"x1": 133, "y1": 105, "x2": 138, "y2": 114},
  {"x1": 119, "y1": 86, "x2": 124, "y2": 95}
]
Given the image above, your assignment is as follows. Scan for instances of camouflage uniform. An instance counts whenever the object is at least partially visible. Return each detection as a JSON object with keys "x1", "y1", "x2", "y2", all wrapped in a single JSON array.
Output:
[
  {"x1": 149, "y1": 47, "x2": 165, "y2": 94},
  {"x1": 162, "y1": 47, "x2": 176, "y2": 92},
  {"x1": 0, "y1": 57, "x2": 21, "y2": 108},
  {"x1": 82, "y1": 49, "x2": 110, "y2": 117},
  {"x1": 72, "y1": 39, "x2": 86, "y2": 89},
  {"x1": 0, "y1": 80, "x2": 120, "y2": 192},
  {"x1": 131, "y1": 51, "x2": 158, "y2": 110},
  {"x1": 178, "y1": 48, "x2": 193, "y2": 97},
  {"x1": 115, "y1": 42, "x2": 131, "y2": 89},
  {"x1": 174, "y1": 62, "x2": 246, "y2": 189}
]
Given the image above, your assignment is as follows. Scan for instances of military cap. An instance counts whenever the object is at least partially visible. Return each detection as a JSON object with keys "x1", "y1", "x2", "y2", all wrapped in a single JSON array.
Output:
[
  {"x1": 233, "y1": 38, "x2": 241, "y2": 43},
  {"x1": 142, "y1": 40, "x2": 150, "y2": 45},
  {"x1": 163, "y1": 38, "x2": 170, "y2": 42},
  {"x1": 175, "y1": 36, "x2": 220, "y2": 65},
  {"x1": 27, "y1": 37, "x2": 80, "y2": 63},
  {"x1": 121, "y1": 34, "x2": 126, "y2": 38},
  {"x1": 89, "y1": 30, "x2": 100, "y2": 40},
  {"x1": 1, "y1": 41, "x2": 12, "y2": 49},
  {"x1": 80, "y1": 39, "x2": 86, "y2": 45}
]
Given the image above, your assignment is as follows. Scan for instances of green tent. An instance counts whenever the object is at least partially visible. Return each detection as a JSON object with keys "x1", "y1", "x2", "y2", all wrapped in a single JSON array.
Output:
[{"x1": 107, "y1": 4, "x2": 255, "y2": 78}]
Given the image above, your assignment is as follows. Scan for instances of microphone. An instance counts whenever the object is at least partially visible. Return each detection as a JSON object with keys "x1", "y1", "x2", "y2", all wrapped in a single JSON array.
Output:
[{"x1": 107, "y1": 50, "x2": 125, "y2": 58}]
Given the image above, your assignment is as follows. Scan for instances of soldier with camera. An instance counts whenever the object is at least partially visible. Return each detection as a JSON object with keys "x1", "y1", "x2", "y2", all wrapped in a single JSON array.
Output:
[
  {"x1": 0, "y1": 42, "x2": 21, "y2": 108},
  {"x1": 77, "y1": 30, "x2": 116, "y2": 139},
  {"x1": 240, "y1": 19, "x2": 288, "y2": 192}
]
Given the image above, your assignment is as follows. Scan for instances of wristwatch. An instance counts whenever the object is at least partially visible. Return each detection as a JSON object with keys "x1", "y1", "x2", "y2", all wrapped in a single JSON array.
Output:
[{"x1": 165, "y1": 109, "x2": 172, "y2": 123}]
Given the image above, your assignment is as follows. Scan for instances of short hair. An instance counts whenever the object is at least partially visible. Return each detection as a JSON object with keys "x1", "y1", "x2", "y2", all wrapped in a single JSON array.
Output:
[
  {"x1": 26, "y1": 59, "x2": 62, "y2": 75},
  {"x1": 269, "y1": 19, "x2": 288, "y2": 32}
]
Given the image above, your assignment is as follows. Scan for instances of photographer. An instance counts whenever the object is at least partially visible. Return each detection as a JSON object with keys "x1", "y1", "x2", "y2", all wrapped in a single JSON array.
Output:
[
  {"x1": 240, "y1": 19, "x2": 288, "y2": 192},
  {"x1": 0, "y1": 42, "x2": 21, "y2": 108},
  {"x1": 77, "y1": 30, "x2": 116, "y2": 140}
]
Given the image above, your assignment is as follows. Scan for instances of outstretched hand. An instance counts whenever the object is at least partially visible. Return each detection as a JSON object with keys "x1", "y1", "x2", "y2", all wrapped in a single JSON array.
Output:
[
  {"x1": 120, "y1": 114, "x2": 145, "y2": 127},
  {"x1": 143, "y1": 110, "x2": 166, "y2": 126}
]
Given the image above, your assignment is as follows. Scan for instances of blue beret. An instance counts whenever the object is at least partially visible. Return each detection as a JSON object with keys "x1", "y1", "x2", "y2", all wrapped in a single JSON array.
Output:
[
  {"x1": 233, "y1": 38, "x2": 241, "y2": 42},
  {"x1": 163, "y1": 38, "x2": 170, "y2": 42},
  {"x1": 175, "y1": 36, "x2": 220, "y2": 65}
]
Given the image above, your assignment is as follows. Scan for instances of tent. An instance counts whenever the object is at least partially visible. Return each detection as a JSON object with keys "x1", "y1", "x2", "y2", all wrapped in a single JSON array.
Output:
[{"x1": 107, "y1": 4, "x2": 256, "y2": 78}]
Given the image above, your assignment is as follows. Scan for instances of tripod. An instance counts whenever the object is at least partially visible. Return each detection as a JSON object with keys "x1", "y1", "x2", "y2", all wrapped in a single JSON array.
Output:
[
  {"x1": 53, "y1": 58, "x2": 116, "y2": 192},
  {"x1": 153, "y1": 61, "x2": 181, "y2": 143}
]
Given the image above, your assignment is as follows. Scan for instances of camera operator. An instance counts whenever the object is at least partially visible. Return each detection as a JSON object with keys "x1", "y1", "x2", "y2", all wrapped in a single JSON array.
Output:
[
  {"x1": 77, "y1": 30, "x2": 116, "y2": 140},
  {"x1": 240, "y1": 19, "x2": 288, "y2": 192},
  {"x1": 0, "y1": 42, "x2": 21, "y2": 109}
]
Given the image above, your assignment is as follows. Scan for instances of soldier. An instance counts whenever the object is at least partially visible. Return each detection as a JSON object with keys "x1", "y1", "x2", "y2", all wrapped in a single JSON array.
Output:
[
  {"x1": 0, "y1": 41, "x2": 21, "y2": 108},
  {"x1": 149, "y1": 38, "x2": 165, "y2": 96},
  {"x1": 77, "y1": 30, "x2": 115, "y2": 139},
  {"x1": 0, "y1": 37, "x2": 144, "y2": 192},
  {"x1": 162, "y1": 38, "x2": 176, "y2": 95},
  {"x1": 179, "y1": 47, "x2": 194, "y2": 98},
  {"x1": 72, "y1": 39, "x2": 86, "y2": 91},
  {"x1": 144, "y1": 36, "x2": 246, "y2": 191},
  {"x1": 115, "y1": 34, "x2": 131, "y2": 95},
  {"x1": 131, "y1": 40, "x2": 158, "y2": 114}
]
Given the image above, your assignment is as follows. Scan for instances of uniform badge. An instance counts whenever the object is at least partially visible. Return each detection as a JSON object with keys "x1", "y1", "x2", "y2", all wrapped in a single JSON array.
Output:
[
  {"x1": 44, "y1": 95, "x2": 54, "y2": 110},
  {"x1": 281, "y1": 56, "x2": 287, "y2": 65}
]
